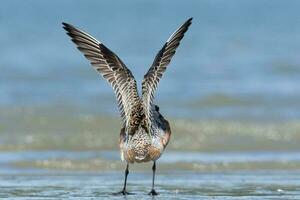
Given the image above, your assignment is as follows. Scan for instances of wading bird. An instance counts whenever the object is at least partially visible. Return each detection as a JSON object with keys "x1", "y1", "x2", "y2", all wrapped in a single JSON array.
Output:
[{"x1": 62, "y1": 18, "x2": 192, "y2": 195}]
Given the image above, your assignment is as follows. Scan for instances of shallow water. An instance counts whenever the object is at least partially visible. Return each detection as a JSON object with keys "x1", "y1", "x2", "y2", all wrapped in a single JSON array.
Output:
[
  {"x1": 1, "y1": 171, "x2": 300, "y2": 199},
  {"x1": 0, "y1": 151, "x2": 300, "y2": 199}
]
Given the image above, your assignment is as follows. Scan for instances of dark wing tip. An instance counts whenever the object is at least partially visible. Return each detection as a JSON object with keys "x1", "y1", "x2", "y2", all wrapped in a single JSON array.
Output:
[
  {"x1": 62, "y1": 22, "x2": 69, "y2": 29},
  {"x1": 184, "y1": 17, "x2": 193, "y2": 29},
  {"x1": 62, "y1": 22, "x2": 73, "y2": 27},
  {"x1": 62, "y1": 22, "x2": 76, "y2": 33},
  {"x1": 181, "y1": 18, "x2": 193, "y2": 31}
]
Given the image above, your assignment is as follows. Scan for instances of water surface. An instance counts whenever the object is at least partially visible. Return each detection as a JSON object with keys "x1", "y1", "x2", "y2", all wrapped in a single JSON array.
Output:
[{"x1": 0, "y1": 151, "x2": 300, "y2": 199}]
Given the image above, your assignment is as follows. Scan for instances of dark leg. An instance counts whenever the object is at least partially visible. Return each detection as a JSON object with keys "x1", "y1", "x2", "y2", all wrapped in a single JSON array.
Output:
[
  {"x1": 113, "y1": 164, "x2": 133, "y2": 195},
  {"x1": 148, "y1": 161, "x2": 158, "y2": 195}
]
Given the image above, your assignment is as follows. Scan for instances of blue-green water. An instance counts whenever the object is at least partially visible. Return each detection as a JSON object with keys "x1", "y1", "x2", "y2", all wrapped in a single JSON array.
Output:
[
  {"x1": 1, "y1": 0, "x2": 300, "y2": 120},
  {"x1": 1, "y1": 0, "x2": 300, "y2": 199}
]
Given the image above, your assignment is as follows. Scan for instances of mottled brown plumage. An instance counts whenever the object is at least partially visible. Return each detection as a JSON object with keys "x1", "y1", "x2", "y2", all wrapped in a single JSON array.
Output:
[
  {"x1": 63, "y1": 18, "x2": 192, "y2": 195},
  {"x1": 119, "y1": 105, "x2": 171, "y2": 163}
]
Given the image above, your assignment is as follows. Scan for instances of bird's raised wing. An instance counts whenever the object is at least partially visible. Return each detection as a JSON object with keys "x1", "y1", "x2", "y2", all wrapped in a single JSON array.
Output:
[
  {"x1": 141, "y1": 18, "x2": 192, "y2": 132},
  {"x1": 63, "y1": 23, "x2": 140, "y2": 127}
]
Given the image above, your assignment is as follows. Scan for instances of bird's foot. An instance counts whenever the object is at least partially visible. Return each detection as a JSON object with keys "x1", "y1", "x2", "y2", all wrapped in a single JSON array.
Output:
[
  {"x1": 113, "y1": 190, "x2": 133, "y2": 195},
  {"x1": 148, "y1": 189, "x2": 159, "y2": 196}
]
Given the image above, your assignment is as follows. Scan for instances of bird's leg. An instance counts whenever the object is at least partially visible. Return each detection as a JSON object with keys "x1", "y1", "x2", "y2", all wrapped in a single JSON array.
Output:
[
  {"x1": 148, "y1": 161, "x2": 158, "y2": 195},
  {"x1": 113, "y1": 164, "x2": 133, "y2": 195}
]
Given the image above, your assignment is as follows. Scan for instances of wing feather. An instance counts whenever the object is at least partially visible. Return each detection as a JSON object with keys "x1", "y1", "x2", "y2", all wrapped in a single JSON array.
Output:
[
  {"x1": 63, "y1": 22, "x2": 140, "y2": 127},
  {"x1": 141, "y1": 18, "x2": 192, "y2": 132}
]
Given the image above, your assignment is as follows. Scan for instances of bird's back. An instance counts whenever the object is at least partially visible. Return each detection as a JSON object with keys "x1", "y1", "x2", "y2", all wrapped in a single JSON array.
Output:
[{"x1": 120, "y1": 105, "x2": 171, "y2": 163}]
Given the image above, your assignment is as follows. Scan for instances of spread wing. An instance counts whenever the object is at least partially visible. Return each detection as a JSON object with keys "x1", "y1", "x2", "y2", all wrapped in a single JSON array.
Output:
[
  {"x1": 63, "y1": 23, "x2": 140, "y2": 127},
  {"x1": 141, "y1": 18, "x2": 192, "y2": 132}
]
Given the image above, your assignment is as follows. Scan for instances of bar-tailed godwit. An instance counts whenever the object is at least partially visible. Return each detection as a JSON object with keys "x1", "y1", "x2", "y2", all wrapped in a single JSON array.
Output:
[{"x1": 63, "y1": 18, "x2": 192, "y2": 195}]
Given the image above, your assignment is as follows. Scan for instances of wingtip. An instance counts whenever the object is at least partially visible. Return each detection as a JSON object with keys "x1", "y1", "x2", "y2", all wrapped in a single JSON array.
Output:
[
  {"x1": 62, "y1": 22, "x2": 69, "y2": 31},
  {"x1": 187, "y1": 17, "x2": 193, "y2": 25},
  {"x1": 182, "y1": 17, "x2": 193, "y2": 28},
  {"x1": 62, "y1": 22, "x2": 75, "y2": 31}
]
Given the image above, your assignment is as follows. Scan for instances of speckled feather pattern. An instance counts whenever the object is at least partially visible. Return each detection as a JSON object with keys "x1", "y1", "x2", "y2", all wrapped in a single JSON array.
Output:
[{"x1": 63, "y1": 18, "x2": 191, "y2": 163}]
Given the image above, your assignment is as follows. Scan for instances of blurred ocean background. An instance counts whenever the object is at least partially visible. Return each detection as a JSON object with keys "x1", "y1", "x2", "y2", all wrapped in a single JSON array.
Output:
[{"x1": 1, "y1": 0, "x2": 300, "y2": 199}]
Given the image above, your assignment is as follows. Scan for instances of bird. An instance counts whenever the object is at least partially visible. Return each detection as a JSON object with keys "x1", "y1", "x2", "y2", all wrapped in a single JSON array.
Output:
[{"x1": 62, "y1": 18, "x2": 192, "y2": 195}]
